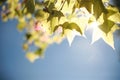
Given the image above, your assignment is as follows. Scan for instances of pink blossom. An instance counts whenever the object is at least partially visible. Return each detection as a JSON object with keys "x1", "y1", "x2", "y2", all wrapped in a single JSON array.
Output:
[
  {"x1": 34, "y1": 25, "x2": 41, "y2": 31},
  {"x1": 34, "y1": 22, "x2": 45, "y2": 32}
]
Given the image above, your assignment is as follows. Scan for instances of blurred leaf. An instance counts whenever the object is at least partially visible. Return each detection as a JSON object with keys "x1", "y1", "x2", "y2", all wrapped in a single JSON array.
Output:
[
  {"x1": 47, "y1": 10, "x2": 64, "y2": 21},
  {"x1": 1, "y1": 14, "x2": 8, "y2": 22},
  {"x1": 50, "y1": 17, "x2": 58, "y2": 33},
  {"x1": 35, "y1": 48, "x2": 44, "y2": 58},
  {"x1": 23, "y1": 43, "x2": 29, "y2": 51},
  {"x1": 26, "y1": 52, "x2": 39, "y2": 63},
  {"x1": 35, "y1": 9, "x2": 48, "y2": 20},
  {"x1": 35, "y1": 9, "x2": 45, "y2": 18},
  {"x1": 25, "y1": 33, "x2": 32, "y2": 40},
  {"x1": 25, "y1": 0, "x2": 35, "y2": 14},
  {"x1": 0, "y1": 0, "x2": 6, "y2": 5},
  {"x1": 17, "y1": 21, "x2": 26, "y2": 31},
  {"x1": 66, "y1": 0, "x2": 70, "y2": 5}
]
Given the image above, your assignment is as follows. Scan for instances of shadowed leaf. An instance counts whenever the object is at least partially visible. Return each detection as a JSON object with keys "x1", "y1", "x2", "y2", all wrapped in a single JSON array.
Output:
[
  {"x1": 99, "y1": 20, "x2": 114, "y2": 34},
  {"x1": 25, "y1": 0, "x2": 35, "y2": 14},
  {"x1": 93, "y1": 0, "x2": 107, "y2": 19}
]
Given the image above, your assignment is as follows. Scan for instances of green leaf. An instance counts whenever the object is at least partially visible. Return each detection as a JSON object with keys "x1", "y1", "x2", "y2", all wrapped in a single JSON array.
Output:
[
  {"x1": 34, "y1": 44, "x2": 47, "y2": 58},
  {"x1": 25, "y1": 33, "x2": 32, "y2": 40},
  {"x1": 91, "y1": 25, "x2": 116, "y2": 49},
  {"x1": 102, "y1": 32, "x2": 115, "y2": 49},
  {"x1": 47, "y1": 2, "x2": 55, "y2": 13},
  {"x1": 47, "y1": 10, "x2": 64, "y2": 21},
  {"x1": 105, "y1": 6, "x2": 119, "y2": 18},
  {"x1": 17, "y1": 21, "x2": 26, "y2": 31},
  {"x1": 54, "y1": 22, "x2": 82, "y2": 35},
  {"x1": 50, "y1": 17, "x2": 58, "y2": 33},
  {"x1": 25, "y1": 0, "x2": 35, "y2": 14},
  {"x1": 35, "y1": 9, "x2": 48, "y2": 20},
  {"x1": 99, "y1": 20, "x2": 114, "y2": 34},
  {"x1": 66, "y1": 0, "x2": 70, "y2": 5},
  {"x1": 72, "y1": 0, "x2": 80, "y2": 13},
  {"x1": 93, "y1": 0, "x2": 107, "y2": 19},
  {"x1": 47, "y1": 0, "x2": 57, "y2": 5},
  {"x1": 65, "y1": 29, "x2": 76, "y2": 46},
  {"x1": 99, "y1": 14, "x2": 115, "y2": 34},
  {"x1": 26, "y1": 52, "x2": 39, "y2": 63},
  {"x1": 1, "y1": 14, "x2": 8, "y2": 22},
  {"x1": 79, "y1": 0, "x2": 93, "y2": 13},
  {"x1": 47, "y1": 10, "x2": 64, "y2": 33},
  {"x1": 35, "y1": 9, "x2": 45, "y2": 18},
  {"x1": 62, "y1": 22, "x2": 69, "y2": 28},
  {"x1": 68, "y1": 23, "x2": 82, "y2": 35},
  {"x1": 23, "y1": 43, "x2": 29, "y2": 51},
  {"x1": 91, "y1": 26, "x2": 103, "y2": 44},
  {"x1": 108, "y1": 12, "x2": 120, "y2": 23},
  {"x1": 52, "y1": 10, "x2": 64, "y2": 20},
  {"x1": 35, "y1": 48, "x2": 44, "y2": 57}
]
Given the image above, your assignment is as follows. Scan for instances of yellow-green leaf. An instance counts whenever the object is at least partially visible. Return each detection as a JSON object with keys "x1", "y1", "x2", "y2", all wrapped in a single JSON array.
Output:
[
  {"x1": 25, "y1": 0, "x2": 35, "y2": 14},
  {"x1": 72, "y1": 0, "x2": 80, "y2": 13},
  {"x1": 23, "y1": 43, "x2": 29, "y2": 51},
  {"x1": 108, "y1": 12, "x2": 120, "y2": 23},
  {"x1": 55, "y1": 22, "x2": 83, "y2": 35},
  {"x1": 26, "y1": 52, "x2": 39, "y2": 63},
  {"x1": 91, "y1": 27, "x2": 103, "y2": 44},
  {"x1": 99, "y1": 20, "x2": 114, "y2": 34},
  {"x1": 69, "y1": 23, "x2": 82, "y2": 35},
  {"x1": 91, "y1": 24, "x2": 118, "y2": 49},
  {"x1": 65, "y1": 29, "x2": 75, "y2": 46},
  {"x1": 35, "y1": 48, "x2": 44, "y2": 58},
  {"x1": 66, "y1": 0, "x2": 70, "y2": 5},
  {"x1": 93, "y1": 0, "x2": 107, "y2": 19},
  {"x1": 50, "y1": 17, "x2": 58, "y2": 33},
  {"x1": 35, "y1": 9, "x2": 48, "y2": 20},
  {"x1": 17, "y1": 21, "x2": 26, "y2": 31},
  {"x1": 79, "y1": 0, "x2": 93, "y2": 13}
]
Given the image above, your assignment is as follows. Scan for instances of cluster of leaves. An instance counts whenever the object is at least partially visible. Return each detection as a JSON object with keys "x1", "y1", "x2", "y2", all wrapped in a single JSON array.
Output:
[{"x1": 1, "y1": 0, "x2": 120, "y2": 62}]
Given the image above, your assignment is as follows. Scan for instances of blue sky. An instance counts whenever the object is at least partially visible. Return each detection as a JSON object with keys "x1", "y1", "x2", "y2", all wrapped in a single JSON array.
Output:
[{"x1": 0, "y1": 19, "x2": 120, "y2": 80}]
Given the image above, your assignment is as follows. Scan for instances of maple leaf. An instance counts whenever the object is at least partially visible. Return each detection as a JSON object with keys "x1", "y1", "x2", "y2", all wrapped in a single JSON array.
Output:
[
  {"x1": 65, "y1": 29, "x2": 81, "y2": 46},
  {"x1": 90, "y1": 23, "x2": 118, "y2": 49}
]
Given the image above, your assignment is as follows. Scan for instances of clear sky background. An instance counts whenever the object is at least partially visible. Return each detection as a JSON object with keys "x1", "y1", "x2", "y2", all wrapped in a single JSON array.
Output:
[{"x1": 1, "y1": 0, "x2": 120, "y2": 80}]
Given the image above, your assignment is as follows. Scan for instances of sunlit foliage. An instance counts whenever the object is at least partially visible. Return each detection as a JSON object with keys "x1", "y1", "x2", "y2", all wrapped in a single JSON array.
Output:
[{"x1": 1, "y1": 0, "x2": 120, "y2": 62}]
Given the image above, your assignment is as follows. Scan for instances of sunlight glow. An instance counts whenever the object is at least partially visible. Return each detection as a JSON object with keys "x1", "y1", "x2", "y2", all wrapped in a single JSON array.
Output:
[{"x1": 89, "y1": 21, "x2": 99, "y2": 29}]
